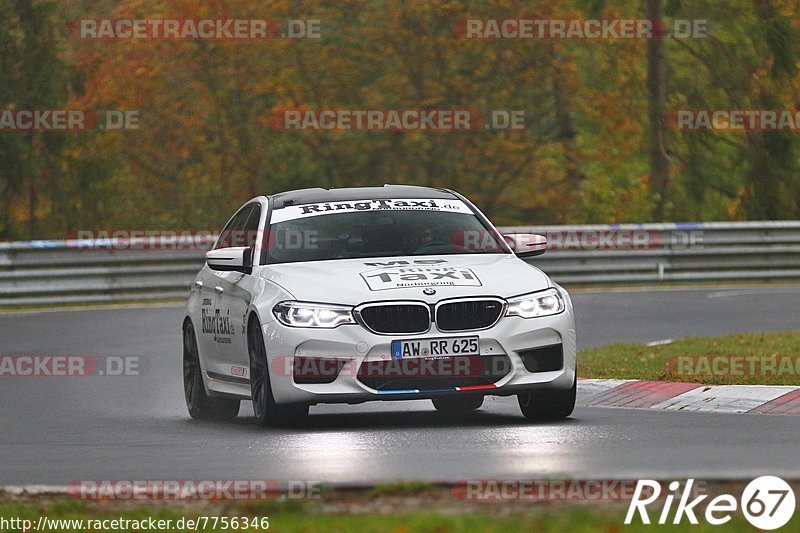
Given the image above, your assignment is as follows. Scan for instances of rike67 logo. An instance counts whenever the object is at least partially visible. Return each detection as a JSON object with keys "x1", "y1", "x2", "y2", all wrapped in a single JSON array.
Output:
[{"x1": 626, "y1": 477, "x2": 795, "y2": 530}]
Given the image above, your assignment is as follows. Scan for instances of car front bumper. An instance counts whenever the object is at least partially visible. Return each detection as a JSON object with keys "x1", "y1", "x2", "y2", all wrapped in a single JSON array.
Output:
[{"x1": 261, "y1": 303, "x2": 577, "y2": 405}]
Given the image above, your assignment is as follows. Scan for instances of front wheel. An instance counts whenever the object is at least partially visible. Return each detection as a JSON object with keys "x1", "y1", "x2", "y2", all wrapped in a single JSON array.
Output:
[
  {"x1": 183, "y1": 322, "x2": 240, "y2": 420},
  {"x1": 517, "y1": 375, "x2": 576, "y2": 421},
  {"x1": 248, "y1": 318, "x2": 309, "y2": 427}
]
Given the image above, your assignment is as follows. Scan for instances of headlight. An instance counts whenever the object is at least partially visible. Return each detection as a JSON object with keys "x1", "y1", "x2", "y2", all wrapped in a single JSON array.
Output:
[
  {"x1": 273, "y1": 301, "x2": 356, "y2": 328},
  {"x1": 505, "y1": 288, "x2": 564, "y2": 319}
]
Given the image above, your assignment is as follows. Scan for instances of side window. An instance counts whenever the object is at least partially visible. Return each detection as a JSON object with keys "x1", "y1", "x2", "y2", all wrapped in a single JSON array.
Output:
[
  {"x1": 214, "y1": 205, "x2": 253, "y2": 250},
  {"x1": 241, "y1": 204, "x2": 262, "y2": 251}
]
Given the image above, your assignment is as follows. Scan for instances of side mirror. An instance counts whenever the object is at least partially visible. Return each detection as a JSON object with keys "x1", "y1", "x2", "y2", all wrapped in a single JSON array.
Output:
[
  {"x1": 206, "y1": 246, "x2": 252, "y2": 274},
  {"x1": 502, "y1": 233, "x2": 547, "y2": 258}
]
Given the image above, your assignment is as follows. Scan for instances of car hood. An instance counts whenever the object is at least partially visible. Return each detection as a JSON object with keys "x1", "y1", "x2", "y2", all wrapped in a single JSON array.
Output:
[{"x1": 260, "y1": 254, "x2": 551, "y2": 305}]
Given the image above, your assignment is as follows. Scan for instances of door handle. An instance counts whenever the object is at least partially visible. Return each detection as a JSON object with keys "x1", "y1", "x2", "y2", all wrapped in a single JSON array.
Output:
[
  {"x1": 193, "y1": 281, "x2": 203, "y2": 289},
  {"x1": 215, "y1": 286, "x2": 224, "y2": 294}
]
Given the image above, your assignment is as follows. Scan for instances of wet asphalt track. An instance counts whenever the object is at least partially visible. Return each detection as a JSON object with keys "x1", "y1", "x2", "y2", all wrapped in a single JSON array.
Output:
[{"x1": 1, "y1": 286, "x2": 799, "y2": 485}]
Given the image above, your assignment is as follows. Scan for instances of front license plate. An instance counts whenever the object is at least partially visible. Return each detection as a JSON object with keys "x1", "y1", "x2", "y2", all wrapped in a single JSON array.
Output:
[{"x1": 391, "y1": 336, "x2": 479, "y2": 359}]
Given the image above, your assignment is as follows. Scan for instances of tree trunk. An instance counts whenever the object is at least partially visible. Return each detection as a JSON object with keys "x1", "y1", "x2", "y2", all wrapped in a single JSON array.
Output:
[{"x1": 646, "y1": 0, "x2": 670, "y2": 221}]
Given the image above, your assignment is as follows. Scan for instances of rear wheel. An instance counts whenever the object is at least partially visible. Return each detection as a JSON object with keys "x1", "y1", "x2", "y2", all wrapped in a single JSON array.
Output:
[
  {"x1": 517, "y1": 376, "x2": 576, "y2": 421},
  {"x1": 432, "y1": 395, "x2": 484, "y2": 413},
  {"x1": 183, "y1": 321, "x2": 240, "y2": 420},
  {"x1": 248, "y1": 318, "x2": 309, "y2": 427}
]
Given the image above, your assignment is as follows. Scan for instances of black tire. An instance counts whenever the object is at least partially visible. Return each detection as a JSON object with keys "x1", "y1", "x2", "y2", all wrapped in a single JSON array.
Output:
[
  {"x1": 183, "y1": 321, "x2": 240, "y2": 420},
  {"x1": 517, "y1": 375, "x2": 576, "y2": 421},
  {"x1": 432, "y1": 395, "x2": 484, "y2": 413},
  {"x1": 248, "y1": 317, "x2": 309, "y2": 427}
]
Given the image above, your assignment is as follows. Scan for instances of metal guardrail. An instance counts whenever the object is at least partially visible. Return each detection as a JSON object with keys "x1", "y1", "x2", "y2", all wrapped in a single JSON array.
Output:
[
  {"x1": 516, "y1": 221, "x2": 800, "y2": 285},
  {"x1": 1, "y1": 222, "x2": 799, "y2": 307}
]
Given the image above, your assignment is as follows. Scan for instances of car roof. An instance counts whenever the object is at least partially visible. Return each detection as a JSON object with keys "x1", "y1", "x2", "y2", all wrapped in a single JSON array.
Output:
[{"x1": 269, "y1": 184, "x2": 458, "y2": 209}]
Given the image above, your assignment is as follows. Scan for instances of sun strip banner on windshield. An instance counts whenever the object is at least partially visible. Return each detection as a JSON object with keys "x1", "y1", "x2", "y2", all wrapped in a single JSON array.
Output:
[{"x1": 270, "y1": 198, "x2": 473, "y2": 224}]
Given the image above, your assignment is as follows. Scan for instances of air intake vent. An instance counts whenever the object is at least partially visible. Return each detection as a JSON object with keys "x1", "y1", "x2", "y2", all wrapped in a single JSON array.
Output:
[{"x1": 518, "y1": 344, "x2": 563, "y2": 373}]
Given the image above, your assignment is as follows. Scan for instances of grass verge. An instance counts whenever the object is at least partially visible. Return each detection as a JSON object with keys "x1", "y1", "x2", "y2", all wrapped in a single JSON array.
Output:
[
  {"x1": 579, "y1": 331, "x2": 800, "y2": 385},
  {"x1": 1, "y1": 493, "x2": 794, "y2": 532}
]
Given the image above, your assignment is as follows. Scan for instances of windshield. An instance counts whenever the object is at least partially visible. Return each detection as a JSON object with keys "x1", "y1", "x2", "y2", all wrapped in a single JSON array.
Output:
[{"x1": 264, "y1": 199, "x2": 508, "y2": 264}]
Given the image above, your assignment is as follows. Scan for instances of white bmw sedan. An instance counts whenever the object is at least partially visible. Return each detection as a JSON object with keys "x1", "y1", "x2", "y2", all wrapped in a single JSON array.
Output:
[{"x1": 183, "y1": 185, "x2": 576, "y2": 426}]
